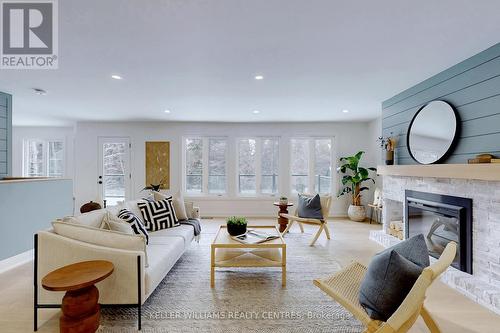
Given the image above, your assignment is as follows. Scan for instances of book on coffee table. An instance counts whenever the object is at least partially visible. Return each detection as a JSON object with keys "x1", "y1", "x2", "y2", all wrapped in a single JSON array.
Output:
[{"x1": 231, "y1": 229, "x2": 279, "y2": 244}]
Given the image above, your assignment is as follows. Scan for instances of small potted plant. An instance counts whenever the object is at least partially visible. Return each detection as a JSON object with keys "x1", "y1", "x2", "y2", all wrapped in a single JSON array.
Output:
[
  {"x1": 279, "y1": 196, "x2": 288, "y2": 205},
  {"x1": 338, "y1": 151, "x2": 377, "y2": 222},
  {"x1": 226, "y1": 216, "x2": 248, "y2": 236}
]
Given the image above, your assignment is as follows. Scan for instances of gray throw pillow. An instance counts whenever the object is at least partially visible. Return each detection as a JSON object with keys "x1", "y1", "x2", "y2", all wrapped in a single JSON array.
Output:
[
  {"x1": 297, "y1": 194, "x2": 323, "y2": 219},
  {"x1": 359, "y1": 234, "x2": 430, "y2": 321}
]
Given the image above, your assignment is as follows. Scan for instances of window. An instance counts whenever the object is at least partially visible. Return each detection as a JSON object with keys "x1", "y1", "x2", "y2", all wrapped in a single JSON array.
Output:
[
  {"x1": 208, "y1": 138, "x2": 227, "y2": 194},
  {"x1": 238, "y1": 137, "x2": 279, "y2": 195},
  {"x1": 290, "y1": 138, "x2": 333, "y2": 194},
  {"x1": 23, "y1": 139, "x2": 64, "y2": 177},
  {"x1": 99, "y1": 139, "x2": 130, "y2": 206},
  {"x1": 184, "y1": 137, "x2": 227, "y2": 195}
]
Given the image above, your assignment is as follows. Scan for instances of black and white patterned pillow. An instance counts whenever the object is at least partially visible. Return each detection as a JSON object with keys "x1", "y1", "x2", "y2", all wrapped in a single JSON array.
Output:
[
  {"x1": 117, "y1": 209, "x2": 150, "y2": 244},
  {"x1": 138, "y1": 196, "x2": 179, "y2": 231}
]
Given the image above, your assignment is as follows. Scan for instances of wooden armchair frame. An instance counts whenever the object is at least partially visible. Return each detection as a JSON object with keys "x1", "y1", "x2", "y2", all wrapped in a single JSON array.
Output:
[
  {"x1": 280, "y1": 194, "x2": 332, "y2": 246},
  {"x1": 314, "y1": 241, "x2": 457, "y2": 333}
]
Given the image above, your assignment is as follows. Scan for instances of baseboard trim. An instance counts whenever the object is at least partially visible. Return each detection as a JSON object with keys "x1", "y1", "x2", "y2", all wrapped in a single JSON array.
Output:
[{"x1": 0, "y1": 249, "x2": 33, "y2": 274}]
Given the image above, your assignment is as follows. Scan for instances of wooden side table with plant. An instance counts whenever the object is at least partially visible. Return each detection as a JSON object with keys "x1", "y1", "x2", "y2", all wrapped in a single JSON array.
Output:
[{"x1": 273, "y1": 200, "x2": 294, "y2": 233}]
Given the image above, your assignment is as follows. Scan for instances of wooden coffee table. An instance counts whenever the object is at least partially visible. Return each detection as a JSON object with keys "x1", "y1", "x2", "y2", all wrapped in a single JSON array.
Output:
[
  {"x1": 42, "y1": 260, "x2": 114, "y2": 333},
  {"x1": 211, "y1": 225, "x2": 286, "y2": 288}
]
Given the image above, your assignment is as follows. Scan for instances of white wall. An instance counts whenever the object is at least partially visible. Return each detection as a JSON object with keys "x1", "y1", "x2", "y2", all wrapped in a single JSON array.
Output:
[
  {"x1": 11, "y1": 126, "x2": 75, "y2": 179},
  {"x1": 74, "y1": 121, "x2": 379, "y2": 217}
]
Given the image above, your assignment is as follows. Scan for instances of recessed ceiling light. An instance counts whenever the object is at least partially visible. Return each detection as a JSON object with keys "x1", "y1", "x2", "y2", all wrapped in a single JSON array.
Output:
[
  {"x1": 33, "y1": 88, "x2": 47, "y2": 95},
  {"x1": 164, "y1": 110, "x2": 171, "y2": 114},
  {"x1": 253, "y1": 110, "x2": 260, "y2": 114},
  {"x1": 111, "y1": 74, "x2": 123, "y2": 80},
  {"x1": 254, "y1": 75, "x2": 264, "y2": 80},
  {"x1": 342, "y1": 109, "x2": 349, "y2": 113}
]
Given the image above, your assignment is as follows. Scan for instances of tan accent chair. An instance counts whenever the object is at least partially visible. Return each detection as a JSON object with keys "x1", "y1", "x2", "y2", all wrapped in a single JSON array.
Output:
[
  {"x1": 313, "y1": 241, "x2": 457, "y2": 333},
  {"x1": 280, "y1": 194, "x2": 332, "y2": 246}
]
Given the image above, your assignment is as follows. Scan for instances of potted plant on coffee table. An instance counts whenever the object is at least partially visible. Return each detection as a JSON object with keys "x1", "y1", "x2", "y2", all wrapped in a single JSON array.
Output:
[
  {"x1": 338, "y1": 151, "x2": 376, "y2": 222},
  {"x1": 226, "y1": 216, "x2": 248, "y2": 236}
]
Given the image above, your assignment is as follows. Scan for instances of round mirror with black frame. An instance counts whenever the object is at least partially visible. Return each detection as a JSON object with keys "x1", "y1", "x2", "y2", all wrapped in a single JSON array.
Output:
[{"x1": 407, "y1": 100, "x2": 460, "y2": 164}]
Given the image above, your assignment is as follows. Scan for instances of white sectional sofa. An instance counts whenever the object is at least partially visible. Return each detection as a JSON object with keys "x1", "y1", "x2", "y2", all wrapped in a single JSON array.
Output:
[{"x1": 34, "y1": 199, "x2": 200, "y2": 331}]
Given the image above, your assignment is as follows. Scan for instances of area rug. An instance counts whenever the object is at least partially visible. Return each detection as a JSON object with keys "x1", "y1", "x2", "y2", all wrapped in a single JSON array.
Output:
[{"x1": 99, "y1": 231, "x2": 364, "y2": 333}]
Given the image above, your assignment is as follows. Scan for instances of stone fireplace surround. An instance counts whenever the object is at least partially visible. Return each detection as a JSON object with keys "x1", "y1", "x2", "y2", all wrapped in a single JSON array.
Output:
[{"x1": 370, "y1": 174, "x2": 500, "y2": 315}]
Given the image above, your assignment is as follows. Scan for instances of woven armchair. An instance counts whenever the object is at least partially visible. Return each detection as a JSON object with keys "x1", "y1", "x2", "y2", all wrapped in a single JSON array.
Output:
[
  {"x1": 280, "y1": 194, "x2": 332, "y2": 246},
  {"x1": 314, "y1": 241, "x2": 457, "y2": 333}
]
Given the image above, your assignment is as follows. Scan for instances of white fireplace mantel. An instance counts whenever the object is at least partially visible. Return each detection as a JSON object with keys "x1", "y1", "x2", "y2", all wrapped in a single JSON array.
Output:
[{"x1": 377, "y1": 164, "x2": 500, "y2": 181}]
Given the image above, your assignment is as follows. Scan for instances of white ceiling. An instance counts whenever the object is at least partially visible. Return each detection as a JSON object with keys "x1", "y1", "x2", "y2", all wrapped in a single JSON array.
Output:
[{"x1": 1, "y1": 0, "x2": 500, "y2": 126}]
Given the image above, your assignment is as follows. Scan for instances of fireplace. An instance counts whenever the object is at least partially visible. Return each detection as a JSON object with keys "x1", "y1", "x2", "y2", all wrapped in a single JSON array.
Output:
[{"x1": 405, "y1": 190, "x2": 472, "y2": 274}]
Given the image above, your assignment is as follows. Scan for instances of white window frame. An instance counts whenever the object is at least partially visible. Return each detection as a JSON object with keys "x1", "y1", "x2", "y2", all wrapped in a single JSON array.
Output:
[
  {"x1": 290, "y1": 137, "x2": 334, "y2": 195},
  {"x1": 98, "y1": 136, "x2": 131, "y2": 206},
  {"x1": 236, "y1": 137, "x2": 279, "y2": 197},
  {"x1": 182, "y1": 136, "x2": 228, "y2": 196},
  {"x1": 23, "y1": 138, "x2": 65, "y2": 178}
]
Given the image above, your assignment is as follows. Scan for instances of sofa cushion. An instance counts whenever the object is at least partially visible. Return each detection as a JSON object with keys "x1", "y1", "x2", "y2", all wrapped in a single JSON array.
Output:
[
  {"x1": 359, "y1": 234, "x2": 430, "y2": 321},
  {"x1": 63, "y1": 209, "x2": 107, "y2": 228},
  {"x1": 138, "y1": 197, "x2": 179, "y2": 231},
  {"x1": 149, "y1": 225, "x2": 195, "y2": 247},
  {"x1": 52, "y1": 221, "x2": 148, "y2": 266},
  {"x1": 145, "y1": 238, "x2": 185, "y2": 296},
  {"x1": 117, "y1": 209, "x2": 150, "y2": 244},
  {"x1": 154, "y1": 191, "x2": 188, "y2": 220}
]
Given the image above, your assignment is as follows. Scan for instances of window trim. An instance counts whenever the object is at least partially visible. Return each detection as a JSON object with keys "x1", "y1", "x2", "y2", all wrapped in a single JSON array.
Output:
[
  {"x1": 290, "y1": 136, "x2": 335, "y2": 195},
  {"x1": 23, "y1": 138, "x2": 65, "y2": 178},
  {"x1": 236, "y1": 136, "x2": 279, "y2": 197}
]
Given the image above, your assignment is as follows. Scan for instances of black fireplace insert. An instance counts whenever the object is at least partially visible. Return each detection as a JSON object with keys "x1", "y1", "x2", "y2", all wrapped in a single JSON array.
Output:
[{"x1": 405, "y1": 190, "x2": 472, "y2": 274}]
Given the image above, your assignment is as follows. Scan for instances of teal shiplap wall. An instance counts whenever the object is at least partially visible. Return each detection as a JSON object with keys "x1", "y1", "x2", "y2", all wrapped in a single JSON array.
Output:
[
  {"x1": 0, "y1": 92, "x2": 12, "y2": 177},
  {"x1": 0, "y1": 179, "x2": 73, "y2": 260},
  {"x1": 382, "y1": 43, "x2": 500, "y2": 164}
]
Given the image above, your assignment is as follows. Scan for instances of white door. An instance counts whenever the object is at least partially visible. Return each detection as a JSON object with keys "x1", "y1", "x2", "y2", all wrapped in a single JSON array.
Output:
[{"x1": 98, "y1": 137, "x2": 131, "y2": 207}]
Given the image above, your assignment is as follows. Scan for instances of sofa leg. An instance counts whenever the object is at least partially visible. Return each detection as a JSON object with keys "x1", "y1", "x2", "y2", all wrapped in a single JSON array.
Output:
[
  {"x1": 137, "y1": 255, "x2": 142, "y2": 331},
  {"x1": 138, "y1": 304, "x2": 142, "y2": 331},
  {"x1": 34, "y1": 234, "x2": 38, "y2": 331}
]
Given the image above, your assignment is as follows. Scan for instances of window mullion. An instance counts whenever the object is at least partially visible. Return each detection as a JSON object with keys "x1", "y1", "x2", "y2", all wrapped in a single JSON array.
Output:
[
  {"x1": 309, "y1": 139, "x2": 315, "y2": 194},
  {"x1": 255, "y1": 138, "x2": 262, "y2": 196},
  {"x1": 202, "y1": 137, "x2": 209, "y2": 194}
]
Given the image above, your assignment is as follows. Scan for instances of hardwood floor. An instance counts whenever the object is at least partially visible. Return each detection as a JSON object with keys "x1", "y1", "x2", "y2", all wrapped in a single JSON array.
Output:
[{"x1": 1, "y1": 218, "x2": 499, "y2": 332}]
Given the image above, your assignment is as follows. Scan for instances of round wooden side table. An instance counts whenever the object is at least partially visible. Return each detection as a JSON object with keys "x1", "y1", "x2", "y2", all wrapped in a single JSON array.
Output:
[
  {"x1": 42, "y1": 260, "x2": 114, "y2": 333},
  {"x1": 273, "y1": 202, "x2": 294, "y2": 232}
]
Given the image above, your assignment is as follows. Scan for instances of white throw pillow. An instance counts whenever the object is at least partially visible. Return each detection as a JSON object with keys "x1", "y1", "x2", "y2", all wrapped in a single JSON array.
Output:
[
  {"x1": 62, "y1": 209, "x2": 107, "y2": 228},
  {"x1": 102, "y1": 211, "x2": 134, "y2": 234},
  {"x1": 154, "y1": 191, "x2": 188, "y2": 220},
  {"x1": 52, "y1": 221, "x2": 148, "y2": 266}
]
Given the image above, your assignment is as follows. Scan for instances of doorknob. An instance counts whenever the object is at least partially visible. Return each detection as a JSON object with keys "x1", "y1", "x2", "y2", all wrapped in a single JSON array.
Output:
[{"x1": 98, "y1": 181, "x2": 103, "y2": 184}]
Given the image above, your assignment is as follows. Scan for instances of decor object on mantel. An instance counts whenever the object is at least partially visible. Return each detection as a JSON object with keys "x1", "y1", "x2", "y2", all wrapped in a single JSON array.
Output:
[
  {"x1": 145, "y1": 141, "x2": 170, "y2": 190},
  {"x1": 226, "y1": 216, "x2": 248, "y2": 236},
  {"x1": 338, "y1": 151, "x2": 376, "y2": 222},
  {"x1": 467, "y1": 153, "x2": 499, "y2": 164},
  {"x1": 80, "y1": 201, "x2": 102, "y2": 214},
  {"x1": 407, "y1": 100, "x2": 459, "y2": 165},
  {"x1": 377, "y1": 134, "x2": 397, "y2": 165}
]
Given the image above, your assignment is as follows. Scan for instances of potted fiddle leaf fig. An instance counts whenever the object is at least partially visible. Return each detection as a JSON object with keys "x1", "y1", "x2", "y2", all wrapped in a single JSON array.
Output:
[{"x1": 338, "y1": 151, "x2": 377, "y2": 222}]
